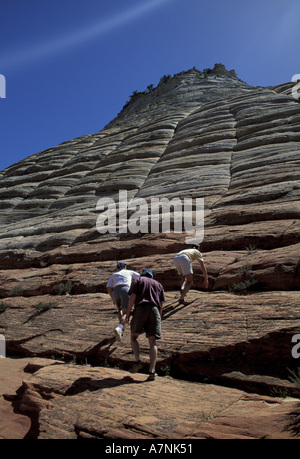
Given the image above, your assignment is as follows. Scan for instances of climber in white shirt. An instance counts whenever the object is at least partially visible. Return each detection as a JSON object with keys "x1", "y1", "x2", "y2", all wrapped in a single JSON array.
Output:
[{"x1": 106, "y1": 262, "x2": 140, "y2": 342}]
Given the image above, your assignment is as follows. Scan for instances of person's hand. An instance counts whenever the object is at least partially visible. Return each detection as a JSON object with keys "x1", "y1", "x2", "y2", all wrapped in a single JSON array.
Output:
[{"x1": 203, "y1": 279, "x2": 209, "y2": 289}]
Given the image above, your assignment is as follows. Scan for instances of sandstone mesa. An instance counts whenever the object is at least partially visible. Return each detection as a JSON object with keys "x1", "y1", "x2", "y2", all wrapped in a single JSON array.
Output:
[{"x1": 0, "y1": 65, "x2": 300, "y2": 439}]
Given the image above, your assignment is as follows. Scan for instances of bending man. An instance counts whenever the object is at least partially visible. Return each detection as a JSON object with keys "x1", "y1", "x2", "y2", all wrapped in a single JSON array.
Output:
[
  {"x1": 106, "y1": 262, "x2": 140, "y2": 342},
  {"x1": 173, "y1": 244, "x2": 208, "y2": 303}
]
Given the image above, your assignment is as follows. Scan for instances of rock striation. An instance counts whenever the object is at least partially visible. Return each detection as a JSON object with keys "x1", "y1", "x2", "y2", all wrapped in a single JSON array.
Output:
[
  {"x1": 0, "y1": 65, "x2": 300, "y2": 439},
  {"x1": 0, "y1": 68, "x2": 299, "y2": 285},
  {"x1": 2, "y1": 357, "x2": 300, "y2": 440}
]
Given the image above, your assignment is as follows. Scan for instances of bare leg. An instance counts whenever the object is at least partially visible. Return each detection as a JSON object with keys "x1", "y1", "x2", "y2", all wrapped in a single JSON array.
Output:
[
  {"x1": 148, "y1": 336, "x2": 157, "y2": 374},
  {"x1": 115, "y1": 309, "x2": 127, "y2": 341},
  {"x1": 179, "y1": 274, "x2": 193, "y2": 301},
  {"x1": 129, "y1": 333, "x2": 143, "y2": 373},
  {"x1": 131, "y1": 333, "x2": 140, "y2": 362},
  {"x1": 118, "y1": 309, "x2": 127, "y2": 327}
]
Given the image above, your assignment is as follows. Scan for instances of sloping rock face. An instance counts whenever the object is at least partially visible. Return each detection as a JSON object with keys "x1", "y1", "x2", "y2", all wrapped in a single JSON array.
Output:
[
  {"x1": 14, "y1": 360, "x2": 300, "y2": 439},
  {"x1": 0, "y1": 66, "x2": 300, "y2": 439},
  {"x1": 1, "y1": 358, "x2": 300, "y2": 440},
  {"x1": 0, "y1": 67, "x2": 299, "y2": 289}
]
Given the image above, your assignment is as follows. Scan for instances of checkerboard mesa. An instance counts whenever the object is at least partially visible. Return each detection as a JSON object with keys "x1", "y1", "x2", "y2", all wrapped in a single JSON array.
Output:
[{"x1": 0, "y1": 67, "x2": 299, "y2": 404}]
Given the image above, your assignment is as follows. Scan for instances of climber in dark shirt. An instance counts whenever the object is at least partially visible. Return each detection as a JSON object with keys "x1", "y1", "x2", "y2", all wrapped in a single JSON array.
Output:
[{"x1": 125, "y1": 269, "x2": 165, "y2": 380}]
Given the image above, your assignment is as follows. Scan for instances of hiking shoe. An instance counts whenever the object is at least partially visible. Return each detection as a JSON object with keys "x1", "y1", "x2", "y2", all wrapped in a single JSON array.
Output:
[
  {"x1": 147, "y1": 372, "x2": 157, "y2": 381},
  {"x1": 129, "y1": 360, "x2": 143, "y2": 373},
  {"x1": 114, "y1": 326, "x2": 123, "y2": 342},
  {"x1": 178, "y1": 299, "x2": 188, "y2": 305}
]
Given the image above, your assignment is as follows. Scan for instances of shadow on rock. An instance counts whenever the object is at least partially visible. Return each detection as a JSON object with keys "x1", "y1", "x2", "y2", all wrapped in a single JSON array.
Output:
[
  {"x1": 65, "y1": 375, "x2": 146, "y2": 396},
  {"x1": 284, "y1": 403, "x2": 300, "y2": 437}
]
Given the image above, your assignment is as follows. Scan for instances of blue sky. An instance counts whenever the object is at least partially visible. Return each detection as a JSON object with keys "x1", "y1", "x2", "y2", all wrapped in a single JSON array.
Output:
[{"x1": 0, "y1": 0, "x2": 300, "y2": 172}]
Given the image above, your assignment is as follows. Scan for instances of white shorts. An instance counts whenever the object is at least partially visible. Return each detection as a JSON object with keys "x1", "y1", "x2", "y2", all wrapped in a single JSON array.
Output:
[{"x1": 173, "y1": 253, "x2": 193, "y2": 276}]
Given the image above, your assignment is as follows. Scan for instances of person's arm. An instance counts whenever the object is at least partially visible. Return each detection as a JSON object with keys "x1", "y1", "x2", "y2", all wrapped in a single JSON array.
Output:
[
  {"x1": 199, "y1": 259, "x2": 209, "y2": 288},
  {"x1": 159, "y1": 302, "x2": 163, "y2": 317},
  {"x1": 159, "y1": 287, "x2": 165, "y2": 316},
  {"x1": 125, "y1": 293, "x2": 137, "y2": 323}
]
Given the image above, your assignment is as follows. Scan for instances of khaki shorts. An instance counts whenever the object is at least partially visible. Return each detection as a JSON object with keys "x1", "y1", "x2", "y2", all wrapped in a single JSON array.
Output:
[
  {"x1": 173, "y1": 253, "x2": 193, "y2": 276},
  {"x1": 130, "y1": 303, "x2": 162, "y2": 339}
]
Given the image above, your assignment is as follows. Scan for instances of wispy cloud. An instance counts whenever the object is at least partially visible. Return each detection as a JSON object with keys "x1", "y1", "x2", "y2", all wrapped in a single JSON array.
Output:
[
  {"x1": 274, "y1": 1, "x2": 300, "y2": 48},
  {"x1": 1, "y1": 0, "x2": 173, "y2": 70}
]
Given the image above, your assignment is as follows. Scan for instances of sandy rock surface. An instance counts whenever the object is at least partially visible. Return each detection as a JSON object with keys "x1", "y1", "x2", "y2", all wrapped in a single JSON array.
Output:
[{"x1": 1, "y1": 357, "x2": 300, "y2": 440}]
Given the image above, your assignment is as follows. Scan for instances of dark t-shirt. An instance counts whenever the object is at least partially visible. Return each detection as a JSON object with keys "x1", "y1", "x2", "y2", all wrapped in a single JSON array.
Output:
[{"x1": 128, "y1": 276, "x2": 165, "y2": 309}]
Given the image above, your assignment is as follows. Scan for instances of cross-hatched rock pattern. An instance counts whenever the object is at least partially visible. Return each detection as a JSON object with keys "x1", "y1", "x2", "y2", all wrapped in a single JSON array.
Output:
[
  {"x1": 0, "y1": 67, "x2": 300, "y2": 409},
  {"x1": 0, "y1": 68, "x2": 299, "y2": 263}
]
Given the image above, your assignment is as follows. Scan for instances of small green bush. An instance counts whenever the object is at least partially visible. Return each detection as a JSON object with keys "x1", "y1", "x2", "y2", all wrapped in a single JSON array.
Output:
[
  {"x1": 231, "y1": 276, "x2": 258, "y2": 292},
  {"x1": 0, "y1": 301, "x2": 10, "y2": 312},
  {"x1": 8, "y1": 285, "x2": 23, "y2": 297},
  {"x1": 236, "y1": 264, "x2": 252, "y2": 275},
  {"x1": 34, "y1": 301, "x2": 57, "y2": 311},
  {"x1": 288, "y1": 368, "x2": 300, "y2": 389},
  {"x1": 53, "y1": 280, "x2": 73, "y2": 295}
]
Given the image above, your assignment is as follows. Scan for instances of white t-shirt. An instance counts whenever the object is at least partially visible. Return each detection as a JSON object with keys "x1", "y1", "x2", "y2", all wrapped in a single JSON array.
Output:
[{"x1": 106, "y1": 269, "x2": 140, "y2": 288}]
